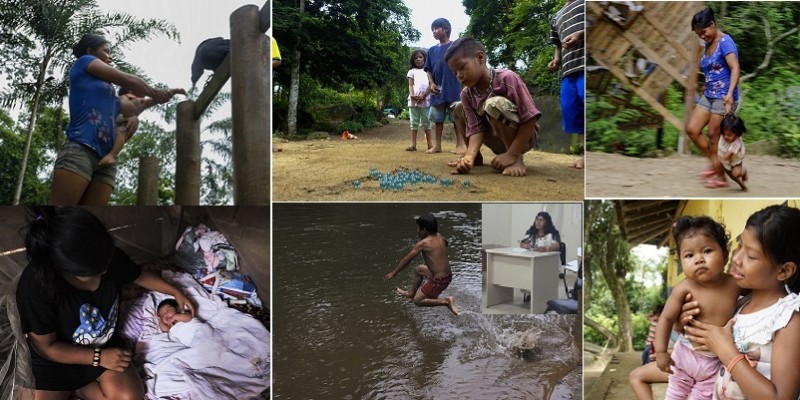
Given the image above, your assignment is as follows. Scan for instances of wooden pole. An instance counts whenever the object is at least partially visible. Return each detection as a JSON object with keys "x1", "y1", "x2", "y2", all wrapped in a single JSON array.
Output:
[
  {"x1": 681, "y1": 40, "x2": 701, "y2": 155},
  {"x1": 136, "y1": 156, "x2": 159, "y2": 205},
  {"x1": 230, "y1": 5, "x2": 270, "y2": 205},
  {"x1": 175, "y1": 100, "x2": 201, "y2": 205}
]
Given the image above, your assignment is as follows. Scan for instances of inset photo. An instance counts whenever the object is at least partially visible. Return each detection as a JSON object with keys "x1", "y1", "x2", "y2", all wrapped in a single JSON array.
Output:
[
  {"x1": 273, "y1": 203, "x2": 581, "y2": 399},
  {"x1": 585, "y1": 2, "x2": 800, "y2": 198},
  {"x1": 481, "y1": 202, "x2": 583, "y2": 314}
]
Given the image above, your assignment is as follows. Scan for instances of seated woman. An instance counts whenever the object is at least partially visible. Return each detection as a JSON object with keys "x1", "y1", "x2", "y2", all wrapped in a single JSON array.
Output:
[
  {"x1": 520, "y1": 211, "x2": 561, "y2": 252},
  {"x1": 15, "y1": 206, "x2": 195, "y2": 400}
]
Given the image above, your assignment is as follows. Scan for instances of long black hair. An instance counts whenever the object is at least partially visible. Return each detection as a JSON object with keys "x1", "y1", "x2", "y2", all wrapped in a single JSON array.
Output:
[
  {"x1": 691, "y1": 8, "x2": 716, "y2": 30},
  {"x1": 409, "y1": 48, "x2": 426, "y2": 69},
  {"x1": 25, "y1": 206, "x2": 115, "y2": 300},
  {"x1": 72, "y1": 33, "x2": 110, "y2": 58},
  {"x1": 745, "y1": 205, "x2": 800, "y2": 293},
  {"x1": 526, "y1": 211, "x2": 560, "y2": 239}
]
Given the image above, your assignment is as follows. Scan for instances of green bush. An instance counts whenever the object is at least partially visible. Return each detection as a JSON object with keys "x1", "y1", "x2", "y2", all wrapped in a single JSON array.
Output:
[{"x1": 300, "y1": 76, "x2": 379, "y2": 134}]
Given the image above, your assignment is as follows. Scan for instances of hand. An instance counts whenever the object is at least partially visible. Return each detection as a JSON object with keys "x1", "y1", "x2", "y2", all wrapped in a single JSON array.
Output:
[
  {"x1": 430, "y1": 83, "x2": 440, "y2": 94},
  {"x1": 723, "y1": 94, "x2": 734, "y2": 114},
  {"x1": 678, "y1": 293, "x2": 700, "y2": 329},
  {"x1": 452, "y1": 155, "x2": 474, "y2": 174},
  {"x1": 563, "y1": 31, "x2": 582, "y2": 49},
  {"x1": 520, "y1": 240, "x2": 531, "y2": 250},
  {"x1": 654, "y1": 351, "x2": 672, "y2": 373},
  {"x1": 548, "y1": 58, "x2": 560, "y2": 72},
  {"x1": 490, "y1": 152, "x2": 518, "y2": 172},
  {"x1": 172, "y1": 291, "x2": 196, "y2": 317},
  {"x1": 384, "y1": 272, "x2": 395, "y2": 281},
  {"x1": 98, "y1": 347, "x2": 133, "y2": 372},
  {"x1": 167, "y1": 312, "x2": 192, "y2": 325},
  {"x1": 684, "y1": 317, "x2": 736, "y2": 355},
  {"x1": 124, "y1": 115, "x2": 139, "y2": 137}
]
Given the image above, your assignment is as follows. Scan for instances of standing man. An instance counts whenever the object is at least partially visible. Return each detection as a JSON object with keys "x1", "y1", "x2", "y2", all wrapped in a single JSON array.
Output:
[
  {"x1": 549, "y1": 0, "x2": 585, "y2": 169},
  {"x1": 424, "y1": 18, "x2": 465, "y2": 155}
]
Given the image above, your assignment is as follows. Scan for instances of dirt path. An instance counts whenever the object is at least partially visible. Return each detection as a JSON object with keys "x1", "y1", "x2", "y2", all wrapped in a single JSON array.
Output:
[
  {"x1": 586, "y1": 151, "x2": 800, "y2": 198},
  {"x1": 273, "y1": 119, "x2": 584, "y2": 201}
]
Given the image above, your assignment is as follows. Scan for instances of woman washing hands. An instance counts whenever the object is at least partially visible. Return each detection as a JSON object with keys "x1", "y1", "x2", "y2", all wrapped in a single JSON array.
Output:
[{"x1": 678, "y1": 205, "x2": 800, "y2": 399}]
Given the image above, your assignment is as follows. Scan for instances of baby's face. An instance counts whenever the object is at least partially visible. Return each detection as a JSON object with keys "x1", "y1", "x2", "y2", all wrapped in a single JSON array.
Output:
[
  {"x1": 722, "y1": 130, "x2": 738, "y2": 143},
  {"x1": 157, "y1": 305, "x2": 178, "y2": 331}
]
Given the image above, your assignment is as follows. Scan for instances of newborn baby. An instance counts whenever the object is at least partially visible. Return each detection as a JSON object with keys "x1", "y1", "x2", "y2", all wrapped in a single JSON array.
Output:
[{"x1": 156, "y1": 299, "x2": 193, "y2": 333}]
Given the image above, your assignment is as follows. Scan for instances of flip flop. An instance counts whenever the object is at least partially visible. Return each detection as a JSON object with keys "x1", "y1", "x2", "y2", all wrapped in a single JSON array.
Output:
[
  {"x1": 705, "y1": 178, "x2": 730, "y2": 188},
  {"x1": 698, "y1": 169, "x2": 716, "y2": 179}
]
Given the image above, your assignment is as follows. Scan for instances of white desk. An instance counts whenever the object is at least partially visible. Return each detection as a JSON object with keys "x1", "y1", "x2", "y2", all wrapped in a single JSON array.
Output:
[{"x1": 484, "y1": 247, "x2": 560, "y2": 313}]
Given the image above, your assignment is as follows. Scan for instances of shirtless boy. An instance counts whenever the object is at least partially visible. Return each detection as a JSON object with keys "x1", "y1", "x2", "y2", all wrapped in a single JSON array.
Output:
[{"x1": 384, "y1": 214, "x2": 458, "y2": 316}]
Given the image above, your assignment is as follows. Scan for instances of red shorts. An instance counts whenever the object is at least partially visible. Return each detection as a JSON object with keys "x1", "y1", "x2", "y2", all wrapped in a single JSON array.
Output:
[{"x1": 421, "y1": 274, "x2": 452, "y2": 298}]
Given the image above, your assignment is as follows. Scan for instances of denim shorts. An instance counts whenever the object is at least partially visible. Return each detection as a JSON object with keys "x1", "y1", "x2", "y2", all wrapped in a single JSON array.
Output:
[
  {"x1": 53, "y1": 141, "x2": 117, "y2": 189},
  {"x1": 428, "y1": 102, "x2": 457, "y2": 124},
  {"x1": 697, "y1": 95, "x2": 737, "y2": 115}
]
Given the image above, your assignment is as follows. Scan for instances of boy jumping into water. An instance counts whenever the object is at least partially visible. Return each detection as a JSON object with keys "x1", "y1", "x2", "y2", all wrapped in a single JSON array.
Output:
[{"x1": 384, "y1": 214, "x2": 459, "y2": 316}]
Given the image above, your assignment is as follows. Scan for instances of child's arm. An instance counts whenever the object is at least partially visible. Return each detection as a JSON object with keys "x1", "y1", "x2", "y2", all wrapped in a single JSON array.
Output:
[
  {"x1": 426, "y1": 70, "x2": 438, "y2": 94},
  {"x1": 654, "y1": 281, "x2": 689, "y2": 373},
  {"x1": 548, "y1": 44, "x2": 561, "y2": 72},
  {"x1": 408, "y1": 76, "x2": 417, "y2": 103},
  {"x1": 384, "y1": 241, "x2": 424, "y2": 281},
  {"x1": 453, "y1": 132, "x2": 484, "y2": 174},
  {"x1": 169, "y1": 313, "x2": 193, "y2": 325}
]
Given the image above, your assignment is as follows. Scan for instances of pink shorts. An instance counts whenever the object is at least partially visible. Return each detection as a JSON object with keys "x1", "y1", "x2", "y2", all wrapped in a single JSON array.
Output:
[{"x1": 665, "y1": 339, "x2": 721, "y2": 400}]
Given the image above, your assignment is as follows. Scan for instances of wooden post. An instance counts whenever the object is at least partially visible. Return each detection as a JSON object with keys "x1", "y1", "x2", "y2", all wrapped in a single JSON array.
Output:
[
  {"x1": 136, "y1": 156, "x2": 159, "y2": 205},
  {"x1": 681, "y1": 40, "x2": 701, "y2": 155},
  {"x1": 175, "y1": 100, "x2": 201, "y2": 205},
  {"x1": 230, "y1": 5, "x2": 270, "y2": 205}
]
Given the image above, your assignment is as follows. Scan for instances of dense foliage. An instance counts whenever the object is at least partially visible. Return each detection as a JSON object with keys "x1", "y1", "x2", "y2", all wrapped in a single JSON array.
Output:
[{"x1": 272, "y1": 0, "x2": 565, "y2": 135}]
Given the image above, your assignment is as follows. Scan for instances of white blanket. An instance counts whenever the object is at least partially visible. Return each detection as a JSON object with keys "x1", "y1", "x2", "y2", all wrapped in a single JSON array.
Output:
[{"x1": 121, "y1": 271, "x2": 270, "y2": 399}]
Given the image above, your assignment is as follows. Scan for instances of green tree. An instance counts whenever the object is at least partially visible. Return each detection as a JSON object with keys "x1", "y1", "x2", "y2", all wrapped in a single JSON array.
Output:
[
  {"x1": 463, "y1": 0, "x2": 562, "y2": 95},
  {"x1": 585, "y1": 200, "x2": 635, "y2": 352},
  {"x1": 0, "y1": 0, "x2": 178, "y2": 204},
  {"x1": 273, "y1": 0, "x2": 418, "y2": 134}
]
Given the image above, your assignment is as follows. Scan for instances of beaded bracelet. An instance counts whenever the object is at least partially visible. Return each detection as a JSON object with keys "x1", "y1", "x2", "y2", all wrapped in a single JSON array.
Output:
[
  {"x1": 91, "y1": 348, "x2": 101, "y2": 367},
  {"x1": 727, "y1": 354, "x2": 747, "y2": 373}
]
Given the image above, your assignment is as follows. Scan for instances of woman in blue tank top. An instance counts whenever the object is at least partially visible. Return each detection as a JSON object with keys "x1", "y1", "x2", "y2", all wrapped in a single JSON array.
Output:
[
  {"x1": 50, "y1": 34, "x2": 175, "y2": 205},
  {"x1": 684, "y1": 8, "x2": 741, "y2": 189}
]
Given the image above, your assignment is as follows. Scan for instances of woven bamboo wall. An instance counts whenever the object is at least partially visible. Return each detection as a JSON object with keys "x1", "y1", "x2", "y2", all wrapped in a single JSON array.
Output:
[{"x1": 587, "y1": 1, "x2": 705, "y2": 130}]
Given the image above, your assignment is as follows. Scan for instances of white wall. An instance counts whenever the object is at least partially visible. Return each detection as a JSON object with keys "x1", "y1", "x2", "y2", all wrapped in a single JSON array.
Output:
[{"x1": 482, "y1": 203, "x2": 583, "y2": 262}]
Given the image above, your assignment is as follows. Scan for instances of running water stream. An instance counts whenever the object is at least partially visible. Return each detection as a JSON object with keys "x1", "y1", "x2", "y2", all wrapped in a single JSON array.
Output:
[{"x1": 273, "y1": 203, "x2": 581, "y2": 399}]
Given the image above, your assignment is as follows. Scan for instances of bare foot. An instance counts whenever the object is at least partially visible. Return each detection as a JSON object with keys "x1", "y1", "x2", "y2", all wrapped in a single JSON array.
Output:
[
  {"x1": 426, "y1": 146, "x2": 442, "y2": 154},
  {"x1": 734, "y1": 177, "x2": 748, "y2": 191},
  {"x1": 452, "y1": 146, "x2": 466, "y2": 156},
  {"x1": 502, "y1": 157, "x2": 527, "y2": 177},
  {"x1": 395, "y1": 287, "x2": 413, "y2": 299},
  {"x1": 98, "y1": 154, "x2": 117, "y2": 167},
  {"x1": 446, "y1": 296, "x2": 459, "y2": 316},
  {"x1": 571, "y1": 157, "x2": 584, "y2": 169}
]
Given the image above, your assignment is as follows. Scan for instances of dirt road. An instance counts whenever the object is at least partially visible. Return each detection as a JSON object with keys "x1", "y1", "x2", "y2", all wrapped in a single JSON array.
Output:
[
  {"x1": 273, "y1": 119, "x2": 584, "y2": 201},
  {"x1": 586, "y1": 151, "x2": 800, "y2": 198}
]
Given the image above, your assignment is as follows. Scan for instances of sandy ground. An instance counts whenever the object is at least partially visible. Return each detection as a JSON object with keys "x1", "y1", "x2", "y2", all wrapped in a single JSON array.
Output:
[
  {"x1": 586, "y1": 151, "x2": 800, "y2": 198},
  {"x1": 272, "y1": 119, "x2": 584, "y2": 201}
]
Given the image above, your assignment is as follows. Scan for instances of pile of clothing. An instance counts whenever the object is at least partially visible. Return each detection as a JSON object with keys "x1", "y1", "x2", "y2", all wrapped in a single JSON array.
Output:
[{"x1": 174, "y1": 224, "x2": 262, "y2": 307}]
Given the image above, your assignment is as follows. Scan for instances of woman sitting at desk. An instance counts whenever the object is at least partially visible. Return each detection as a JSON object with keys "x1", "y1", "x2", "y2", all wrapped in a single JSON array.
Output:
[{"x1": 520, "y1": 212, "x2": 561, "y2": 252}]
